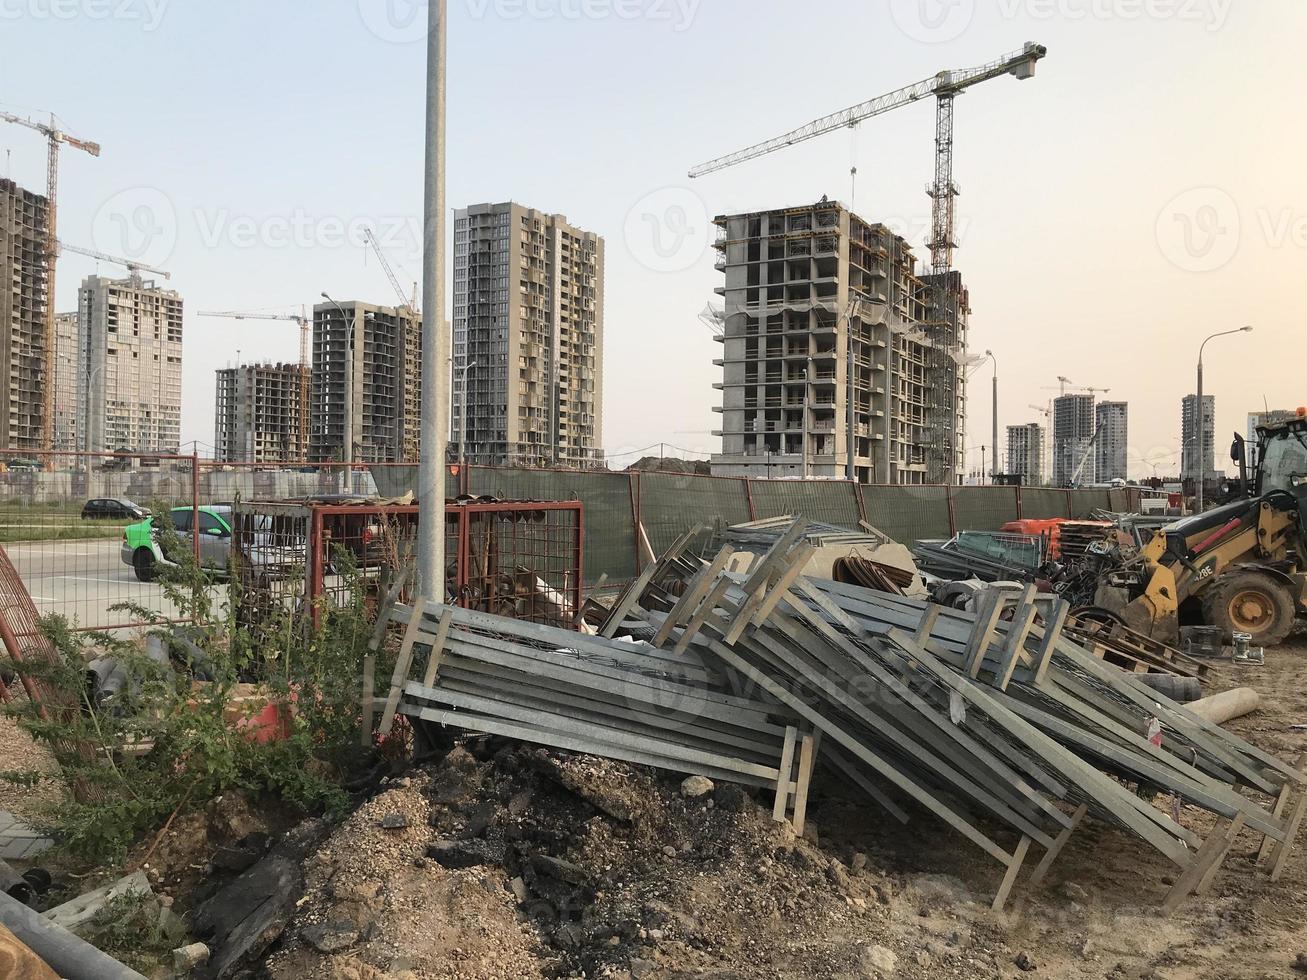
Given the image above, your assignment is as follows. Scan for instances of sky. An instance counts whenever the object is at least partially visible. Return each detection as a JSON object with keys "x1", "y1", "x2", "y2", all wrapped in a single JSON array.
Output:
[{"x1": 1, "y1": 0, "x2": 1303, "y2": 477}]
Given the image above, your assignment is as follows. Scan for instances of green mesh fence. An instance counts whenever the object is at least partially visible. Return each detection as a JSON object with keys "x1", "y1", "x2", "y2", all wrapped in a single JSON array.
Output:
[
  {"x1": 368, "y1": 465, "x2": 457, "y2": 500},
  {"x1": 1108, "y1": 488, "x2": 1130, "y2": 512},
  {"x1": 1069, "y1": 489, "x2": 1113, "y2": 518},
  {"x1": 1020, "y1": 488, "x2": 1072, "y2": 520},
  {"x1": 468, "y1": 467, "x2": 636, "y2": 586},
  {"x1": 949, "y1": 487, "x2": 1020, "y2": 533},
  {"x1": 860, "y1": 486, "x2": 952, "y2": 543},
  {"x1": 638, "y1": 473, "x2": 751, "y2": 556},
  {"x1": 749, "y1": 480, "x2": 861, "y2": 529}
]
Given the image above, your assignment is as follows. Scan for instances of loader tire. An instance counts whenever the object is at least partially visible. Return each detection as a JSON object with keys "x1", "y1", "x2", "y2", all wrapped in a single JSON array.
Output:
[{"x1": 1202, "y1": 571, "x2": 1297, "y2": 648}]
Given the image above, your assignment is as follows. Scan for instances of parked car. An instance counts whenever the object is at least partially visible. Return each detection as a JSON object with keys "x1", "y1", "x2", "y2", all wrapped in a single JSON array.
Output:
[
  {"x1": 81, "y1": 498, "x2": 149, "y2": 521},
  {"x1": 121, "y1": 505, "x2": 234, "y2": 582}
]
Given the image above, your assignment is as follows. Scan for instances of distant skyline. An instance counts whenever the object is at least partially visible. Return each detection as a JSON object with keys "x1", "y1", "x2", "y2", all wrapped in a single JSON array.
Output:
[{"x1": 1, "y1": 1, "x2": 1302, "y2": 477}]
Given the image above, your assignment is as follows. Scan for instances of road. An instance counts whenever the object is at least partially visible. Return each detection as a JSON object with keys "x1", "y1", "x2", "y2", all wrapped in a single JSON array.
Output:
[{"x1": 5, "y1": 537, "x2": 211, "y2": 632}]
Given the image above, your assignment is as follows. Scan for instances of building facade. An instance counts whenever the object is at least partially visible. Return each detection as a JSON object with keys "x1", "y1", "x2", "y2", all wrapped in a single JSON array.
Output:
[
  {"x1": 1006, "y1": 423, "x2": 1045, "y2": 486},
  {"x1": 54, "y1": 311, "x2": 79, "y2": 452},
  {"x1": 0, "y1": 179, "x2": 50, "y2": 452},
  {"x1": 1181, "y1": 393, "x2": 1217, "y2": 483},
  {"x1": 452, "y1": 202, "x2": 604, "y2": 468},
  {"x1": 78, "y1": 275, "x2": 184, "y2": 454},
  {"x1": 1052, "y1": 393, "x2": 1096, "y2": 486},
  {"x1": 709, "y1": 200, "x2": 969, "y2": 484},
  {"x1": 309, "y1": 301, "x2": 421, "y2": 463},
  {"x1": 214, "y1": 362, "x2": 309, "y2": 463},
  {"x1": 1095, "y1": 400, "x2": 1129, "y2": 483}
]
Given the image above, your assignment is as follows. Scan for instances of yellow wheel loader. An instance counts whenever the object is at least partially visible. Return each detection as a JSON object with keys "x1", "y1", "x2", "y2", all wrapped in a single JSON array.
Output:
[{"x1": 1095, "y1": 412, "x2": 1307, "y2": 647}]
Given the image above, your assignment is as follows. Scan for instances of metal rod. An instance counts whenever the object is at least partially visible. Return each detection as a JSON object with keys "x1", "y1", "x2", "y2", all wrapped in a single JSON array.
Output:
[{"x1": 418, "y1": 0, "x2": 449, "y2": 597}]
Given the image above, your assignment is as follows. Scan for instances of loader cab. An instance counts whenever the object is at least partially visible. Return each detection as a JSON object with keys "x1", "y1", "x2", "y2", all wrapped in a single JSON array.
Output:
[{"x1": 1255, "y1": 413, "x2": 1307, "y2": 499}]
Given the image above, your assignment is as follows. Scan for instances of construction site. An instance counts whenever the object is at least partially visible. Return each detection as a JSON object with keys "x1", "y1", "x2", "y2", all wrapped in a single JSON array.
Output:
[{"x1": 0, "y1": 7, "x2": 1304, "y2": 980}]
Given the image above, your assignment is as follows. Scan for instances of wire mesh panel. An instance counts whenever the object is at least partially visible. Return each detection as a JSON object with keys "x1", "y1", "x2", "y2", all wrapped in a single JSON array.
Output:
[
  {"x1": 949, "y1": 486, "x2": 1020, "y2": 533},
  {"x1": 456, "y1": 502, "x2": 582, "y2": 628},
  {"x1": 749, "y1": 480, "x2": 861, "y2": 529},
  {"x1": 0, "y1": 452, "x2": 207, "y2": 634},
  {"x1": 859, "y1": 486, "x2": 952, "y2": 543},
  {"x1": 1020, "y1": 488, "x2": 1072, "y2": 521},
  {"x1": 468, "y1": 467, "x2": 634, "y2": 587},
  {"x1": 637, "y1": 473, "x2": 751, "y2": 558}
]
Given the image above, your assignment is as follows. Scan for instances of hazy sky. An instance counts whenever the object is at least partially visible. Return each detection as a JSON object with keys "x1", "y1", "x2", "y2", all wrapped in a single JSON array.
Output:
[{"x1": 1, "y1": 0, "x2": 1302, "y2": 477}]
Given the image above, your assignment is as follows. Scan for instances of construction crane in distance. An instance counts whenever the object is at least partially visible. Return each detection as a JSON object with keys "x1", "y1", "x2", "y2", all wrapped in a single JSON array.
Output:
[
  {"x1": 362, "y1": 228, "x2": 419, "y2": 319},
  {"x1": 688, "y1": 42, "x2": 1048, "y2": 483},
  {"x1": 196, "y1": 308, "x2": 311, "y2": 462},
  {"x1": 58, "y1": 241, "x2": 170, "y2": 281},
  {"x1": 1045, "y1": 377, "x2": 1111, "y2": 397},
  {"x1": 1, "y1": 110, "x2": 101, "y2": 453}
]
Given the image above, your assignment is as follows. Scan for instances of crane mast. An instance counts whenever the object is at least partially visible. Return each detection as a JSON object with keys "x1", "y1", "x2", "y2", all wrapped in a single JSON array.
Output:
[
  {"x1": 688, "y1": 42, "x2": 1046, "y2": 484},
  {"x1": 0, "y1": 111, "x2": 100, "y2": 455}
]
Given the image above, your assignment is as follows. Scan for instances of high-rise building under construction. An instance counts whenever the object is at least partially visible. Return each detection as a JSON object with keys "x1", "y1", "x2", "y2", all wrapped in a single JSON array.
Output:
[
  {"x1": 0, "y1": 178, "x2": 50, "y2": 452},
  {"x1": 215, "y1": 362, "x2": 309, "y2": 463},
  {"x1": 709, "y1": 200, "x2": 969, "y2": 484},
  {"x1": 452, "y1": 202, "x2": 604, "y2": 468}
]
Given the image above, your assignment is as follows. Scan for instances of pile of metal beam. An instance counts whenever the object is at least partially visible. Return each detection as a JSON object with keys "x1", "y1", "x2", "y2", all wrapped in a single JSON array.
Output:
[
  {"x1": 377, "y1": 522, "x2": 1306, "y2": 913},
  {"x1": 914, "y1": 531, "x2": 1045, "y2": 583}
]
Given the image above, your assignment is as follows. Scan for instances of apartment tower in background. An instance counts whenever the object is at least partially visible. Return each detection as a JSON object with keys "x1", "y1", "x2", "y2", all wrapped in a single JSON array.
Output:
[
  {"x1": 1095, "y1": 400, "x2": 1129, "y2": 482},
  {"x1": 452, "y1": 202, "x2": 604, "y2": 468},
  {"x1": 214, "y1": 362, "x2": 309, "y2": 463},
  {"x1": 1181, "y1": 393, "x2": 1217, "y2": 483},
  {"x1": 710, "y1": 200, "x2": 969, "y2": 484},
  {"x1": 1052, "y1": 393, "x2": 1096, "y2": 486},
  {"x1": 1006, "y1": 423, "x2": 1045, "y2": 486},
  {"x1": 54, "y1": 311, "x2": 78, "y2": 452},
  {"x1": 0, "y1": 179, "x2": 50, "y2": 452},
  {"x1": 309, "y1": 301, "x2": 421, "y2": 463},
  {"x1": 78, "y1": 274, "x2": 184, "y2": 454}
]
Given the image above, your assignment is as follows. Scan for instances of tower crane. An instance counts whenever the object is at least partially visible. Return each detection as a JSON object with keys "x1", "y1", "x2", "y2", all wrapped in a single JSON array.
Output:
[
  {"x1": 58, "y1": 241, "x2": 170, "y2": 281},
  {"x1": 362, "y1": 228, "x2": 419, "y2": 319},
  {"x1": 1, "y1": 110, "x2": 101, "y2": 453},
  {"x1": 197, "y1": 308, "x2": 311, "y2": 462},
  {"x1": 688, "y1": 42, "x2": 1047, "y2": 483},
  {"x1": 1044, "y1": 378, "x2": 1111, "y2": 397}
]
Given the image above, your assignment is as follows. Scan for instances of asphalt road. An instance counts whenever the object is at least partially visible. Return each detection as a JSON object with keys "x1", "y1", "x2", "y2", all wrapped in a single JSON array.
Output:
[{"x1": 5, "y1": 537, "x2": 207, "y2": 631}]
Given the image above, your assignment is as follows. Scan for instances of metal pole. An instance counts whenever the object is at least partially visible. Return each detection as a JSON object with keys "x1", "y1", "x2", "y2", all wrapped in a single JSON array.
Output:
[
  {"x1": 417, "y1": 0, "x2": 448, "y2": 598},
  {"x1": 458, "y1": 360, "x2": 476, "y2": 470},
  {"x1": 990, "y1": 352, "x2": 998, "y2": 485},
  {"x1": 1195, "y1": 356, "x2": 1204, "y2": 512},
  {"x1": 1195, "y1": 326, "x2": 1253, "y2": 512}
]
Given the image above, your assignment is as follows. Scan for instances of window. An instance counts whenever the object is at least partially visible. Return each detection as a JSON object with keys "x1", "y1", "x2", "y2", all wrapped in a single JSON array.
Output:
[
  {"x1": 171, "y1": 508, "x2": 194, "y2": 533},
  {"x1": 199, "y1": 511, "x2": 228, "y2": 536}
]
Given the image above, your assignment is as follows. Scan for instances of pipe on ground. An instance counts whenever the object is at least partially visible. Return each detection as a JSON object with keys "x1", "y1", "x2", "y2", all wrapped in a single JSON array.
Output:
[
  {"x1": 0, "y1": 890, "x2": 145, "y2": 980},
  {"x1": 1185, "y1": 687, "x2": 1260, "y2": 725}
]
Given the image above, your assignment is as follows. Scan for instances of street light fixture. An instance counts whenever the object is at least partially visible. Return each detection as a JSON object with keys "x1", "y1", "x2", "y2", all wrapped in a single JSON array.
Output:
[
  {"x1": 1195, "y1": 326, "x2": 1253, "y2": 511},
  {"x1": 985, "y1": 349, "x2": 997, "y2": 485}
]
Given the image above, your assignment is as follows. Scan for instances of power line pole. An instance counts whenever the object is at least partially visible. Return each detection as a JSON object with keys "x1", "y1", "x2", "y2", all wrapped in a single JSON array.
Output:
[{"x1": 417, "y1": 0, "x2": 448, "y2": 597}]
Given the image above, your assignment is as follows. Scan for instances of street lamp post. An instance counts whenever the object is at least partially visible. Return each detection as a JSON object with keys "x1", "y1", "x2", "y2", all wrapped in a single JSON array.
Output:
[
  {"x1": 456, "y1": 359, "x2": 477, "y2": 470},
  {"x1": 1195, "y1": 326, "x2": 1253, "y2": 511},
  {"x1": 986, "y1": 349, "x2": 998, "y2": 485}
]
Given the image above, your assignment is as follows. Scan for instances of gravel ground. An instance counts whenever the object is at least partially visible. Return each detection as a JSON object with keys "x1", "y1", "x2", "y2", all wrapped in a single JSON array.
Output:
[{"x1": 0, "y1": 691, "x2": 62, "y2": 820}]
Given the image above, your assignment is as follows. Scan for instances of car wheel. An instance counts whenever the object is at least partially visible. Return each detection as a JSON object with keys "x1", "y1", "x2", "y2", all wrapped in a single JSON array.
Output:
[
  {"x1": 1202, "y1": 570, "x2": 1297, "y2": 647},
  {"x1": 133, "y1": 548, "x2": 157, "y2": 583}
]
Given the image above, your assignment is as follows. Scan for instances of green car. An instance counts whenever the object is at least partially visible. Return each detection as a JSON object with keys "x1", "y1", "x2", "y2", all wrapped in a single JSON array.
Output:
[{"x1": 121, "y1": 505, "x2": 233, "y2": 582}]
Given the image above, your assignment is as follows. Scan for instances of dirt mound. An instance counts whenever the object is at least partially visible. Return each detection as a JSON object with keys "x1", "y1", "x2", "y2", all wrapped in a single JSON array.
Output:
[{"x1": 264, "y1": 743, "x2": 925, "y2": 979}]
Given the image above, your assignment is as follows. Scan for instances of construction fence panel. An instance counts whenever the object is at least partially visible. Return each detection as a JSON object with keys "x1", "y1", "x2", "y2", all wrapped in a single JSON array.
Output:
[
  {"x1": 948, "y1": 486, "x2": 1019, "y2": 533},
  {"x1": 1108, "y1": 488, "x2": 1131, "y2": 512},
  {"x1": 748, "y1": 480, "x2": 862, "y2": 529},
  {"x1": 1020, "y1": 488, "x2": 1072, "y2": 521},
  {"x1": 637, "y1": 473, "x2": 751, "y2": 557},
  {"x1": 1069, "y1": 489, "x2": 1113, "y2": 518},
  {"x1": 468, "y1": 467, "x2": 636, "y2": 587},
  {"x1": 860, "y1": 486, "x2": 953, "y2": 543}
]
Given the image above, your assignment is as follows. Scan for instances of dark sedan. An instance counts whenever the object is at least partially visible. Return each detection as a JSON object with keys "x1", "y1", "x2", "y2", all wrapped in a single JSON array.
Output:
[{"x1": 81, "y1": 498, "x2": 149, "y2": 521}]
